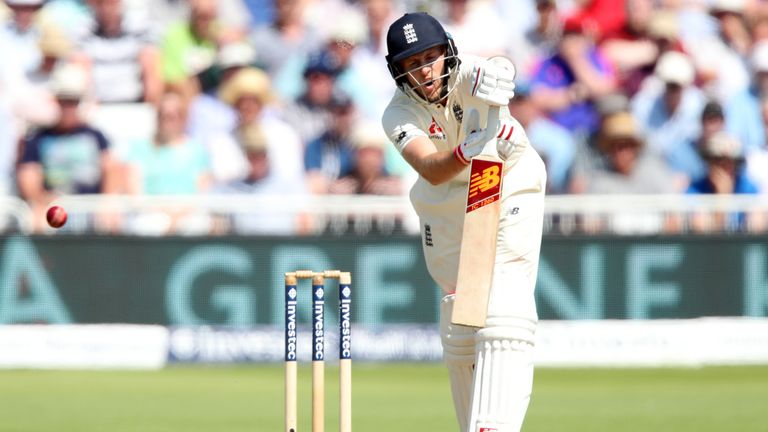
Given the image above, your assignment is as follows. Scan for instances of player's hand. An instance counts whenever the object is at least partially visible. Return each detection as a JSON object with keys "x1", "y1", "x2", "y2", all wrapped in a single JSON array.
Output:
[
  {"x1": 495, "y1": 119, "x2": 521, "y2": 161},
  {"x1": 453, "y1": 129, "x2": 486, "y2": 165},
  {"x1": 470, "y1": 61, "x2": 516, "y2": 106}
]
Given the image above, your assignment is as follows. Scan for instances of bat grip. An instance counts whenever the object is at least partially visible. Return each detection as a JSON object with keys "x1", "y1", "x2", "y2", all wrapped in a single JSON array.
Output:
[{"x1": 481, "y1": 106, "x2": 501, "y2": 156}]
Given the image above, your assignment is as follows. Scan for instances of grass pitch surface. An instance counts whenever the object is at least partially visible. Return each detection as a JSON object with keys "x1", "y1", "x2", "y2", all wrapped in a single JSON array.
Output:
[{"x1": 1, "y1": 364, "x2": 766, "y2": 431}]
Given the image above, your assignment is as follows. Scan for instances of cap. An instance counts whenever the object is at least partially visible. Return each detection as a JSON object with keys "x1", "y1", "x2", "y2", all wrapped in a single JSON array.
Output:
[
  {"x1": 216, "y1": 42, "x2": 255, "y2": 70},
  {"x1": 38, "y1": 24, "x2": 72, "y2": 58},
  {"x1": 238, "y1": 125, "x2": 268, "y2": 155},
  {"x1": 701, "y1": 100, "x2": 724, "y2": 121},
  {"x1": 386, "y1": 12, "x2": 449, "y2": 64},
  {"x1": 218, "y1": 67, "x2": 274, "y2": 106},
  {"x1": 304, "y1": 50, "x2": 341, "y2": 78},
  {"x1": 5, "y1": 0, "x2": 45, "y2": 7},
  {"x1": 654, "y1": 51, "x2": 695, "y2": 86},
  {"x1": 710, "y1": 0, "x2": 745, "y2": 15},
  {"x1": 50, "y1": 63, "x2": 88, "y2": 100},
  {"x1": 751, "y1": 41, "x2": 768, "y2": 72},
  {"x1": 700, "y1": 131, "x2": 744, "y2": 160},
  {"x1": 598, "y1": 111, "x2": 642, "y2": 151},
  {"x1": 327, "y1": 10, "x2": 367, "y2": 45},
  {"x1": 647, "y1": 10, "x2": 679, "y2": 41}
]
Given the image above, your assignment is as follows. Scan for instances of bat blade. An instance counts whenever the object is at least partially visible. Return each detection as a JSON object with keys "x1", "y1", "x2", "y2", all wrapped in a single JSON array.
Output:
[{"x1": 452, "y1": 105, "x2": 503, "y2": 328}]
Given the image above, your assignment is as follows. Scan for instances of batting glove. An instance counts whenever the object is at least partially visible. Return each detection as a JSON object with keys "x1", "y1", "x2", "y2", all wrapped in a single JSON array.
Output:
[
  {"x1": 453, "y1": 129, "x2": 487, "y2": 165},
  {"x1": 470, "y1": 62, "x2": 516, "y2": 107},
  {"x1": 495, "y1": 119, "x2": 521, "y2": 161}
]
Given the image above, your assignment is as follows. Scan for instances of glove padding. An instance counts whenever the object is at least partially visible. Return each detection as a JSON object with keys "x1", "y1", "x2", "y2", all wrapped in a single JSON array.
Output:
[
  {"x1": 495, "y1": 119, "x2": 520, "y2": 161},
  {"x1": 471, "y1": 62, "x2": 516, "y2": 106},
  {"x1": 455, "y1": 116, "x2": 521, "y2": 164},
  {"x1": 453, "y1": 129, "x2": 486, "y2": 165}
]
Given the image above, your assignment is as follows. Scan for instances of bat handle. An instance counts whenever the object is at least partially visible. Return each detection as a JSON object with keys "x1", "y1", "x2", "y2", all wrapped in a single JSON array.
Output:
[{"x1": 481, "y1": 106, "x2": 501, "y2": 156}]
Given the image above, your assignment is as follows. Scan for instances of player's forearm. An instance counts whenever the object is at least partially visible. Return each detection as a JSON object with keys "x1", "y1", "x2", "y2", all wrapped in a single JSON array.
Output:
[{"x1": 404, "y1": 148, "x2": 466, "y2": 185}]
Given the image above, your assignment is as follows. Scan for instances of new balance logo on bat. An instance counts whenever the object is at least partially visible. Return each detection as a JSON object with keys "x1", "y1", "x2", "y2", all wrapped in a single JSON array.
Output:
[
  {"x1": 468, "y1": 165, "x2": 500, "y2": 198},
  {"x1": 466, "y1": 159, "x2": 503, "y2": 213}
]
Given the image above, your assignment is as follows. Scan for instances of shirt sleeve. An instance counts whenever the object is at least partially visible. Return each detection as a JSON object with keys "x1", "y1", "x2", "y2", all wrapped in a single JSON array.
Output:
[
  {"x1": 20, "y1": 133, "x2": 42, "y2": 164},
  {"x1": 92, "y1": 128, "x2": 110, "y2": 152},
  {"x1": 381, "y1": 105, "x2": 428, "y2": 153}
]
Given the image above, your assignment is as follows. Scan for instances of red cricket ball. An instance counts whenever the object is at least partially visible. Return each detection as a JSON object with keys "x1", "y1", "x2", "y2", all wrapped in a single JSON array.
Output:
[{"x1": 46, "y1": 205, "x2": 68, "y2": 228}]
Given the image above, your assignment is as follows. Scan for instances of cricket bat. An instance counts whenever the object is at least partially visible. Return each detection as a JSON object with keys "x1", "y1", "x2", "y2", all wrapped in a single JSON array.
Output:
[
  {"x1": 453, "y1": 56, "x2": 516, "y2": 328},
  {"x1": 451, "y1": 104, "x2": 504, "y2": 328}
]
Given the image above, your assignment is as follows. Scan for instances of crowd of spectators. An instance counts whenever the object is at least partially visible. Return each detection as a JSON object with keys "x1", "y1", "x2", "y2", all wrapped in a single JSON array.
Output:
[{"x1": 1, "y1": 0, "x2": 768, "y2": 234}]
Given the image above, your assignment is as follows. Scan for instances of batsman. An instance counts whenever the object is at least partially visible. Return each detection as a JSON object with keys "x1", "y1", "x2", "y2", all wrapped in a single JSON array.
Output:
[{"x1": 382, "y1": 12, "x2": 546, "y2": 432}]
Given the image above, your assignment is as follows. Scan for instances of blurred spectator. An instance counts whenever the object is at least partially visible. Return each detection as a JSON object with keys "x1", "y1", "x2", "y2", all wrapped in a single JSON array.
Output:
[
  {"x1": 601, "y1": 4, "x2": 684, "y2": 97},
  {"x1": 438, "y1": 0, "x2": 509, "y2": 58},
  {"x1": 746, "y1": 96, "x2": 768, "y2": 193},
  {"x1": 349, "y1": 0, "x2": 400, "y2": 120},
  {"x1": 507, "y1": 0, "x2": 562, "y2": 81},
  {"x1": 217, "y1": 67, "x2": 304, "y2": 183},
  {"x1": 324, "y1": 9, "x2": 371, "y2": 117},
  {"x1": 75, "y1": 0, "x2": 162, "y2": 104},
  {"x1": 37, "y1": 0, "x2": 98, "y2": 42},
  {"x1": 213, "y1": 124, "x2": 310, "y2": 235},
  {"x1": 578, "y1": 110, "x2": 678, "y2": 194},
  {"x1": 274, "y1": 7, "x2": 368, "y2": 104},
  {"x1": 687, "y1": 131, "x2": 758, "y2": 195},
  {"x1": 161, "y1": 0, "x2": 221, "y2": 96},
  {"x1": 251, "y1": 0, "x2": 322, "y2": 92},
  {"x1": 144, "y1": 0, "x2": 250, "y2": 43},
  {"x1": 529, "y1": 20, "x2": 617, "y2": 138},
  {"x1": 16, "y1": 64, "x2": 117, "y2": 230},
  {"x1": 187, "y1": 41, "x2": 256, "y2": 145},
  {"x1": 561, "y1": 0, "x2": 626, "y2": 42},
  {"x1": 26, "y1": 22, "x2": 72, "y2": 86},
  {"x1": 710, "y1": 0, "x2": 751, "y2": 57},
  {"x1": 568, "y1": 92, "x2": 631, "y2": 193},
  {"x1": 7, "y1": 23, "x2": 71, "y2": 134},
  {"x1": 330, "y1": 121, "x2": 402, "y2": 195},
  {"x1": 508, "y1": 81, "x2": 576, "y2": 194},
  {"x1": 631, "y1": 51, "x2": 706, "y2": 160},
  {"x1": 123, "y1": 91, "x2": 210, "y2": 195},
  {"x1": 282, "y1": 50, "x2": 342, "y2": 146},
  {"x1": 724, "y1": 40, "x2": 768, "y2": 152},
  {"x1": 750, "y1": 15, "x2": 768, "y2": 43},
  {"x1": 304, "y1": 91, "x2": 357, "y2": 194},
  {"x1": 687, "y1": 131, "x2": 762, "y2": 232},
  {"x1": 684, "y1": 0, "x2": 751, "y2": 103},
  {"x1": 667, "y1": 100, "x2": 723, "y2": 186},
  {"x1": 0, "y1": 102, "x2": 15, "y2": 195},
  {"x1": 244, "y1": 0, "x2": 274, "y2": 26},
  {"x1": 0, "y1": 0, "x2": 45, "y2": 81}
]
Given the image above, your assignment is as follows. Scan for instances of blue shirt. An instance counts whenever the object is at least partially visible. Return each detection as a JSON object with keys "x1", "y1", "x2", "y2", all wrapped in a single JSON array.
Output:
[
  {"x1": 304, "y1": 132, "x2": 356, "y2": 180},
  {"x1": 22, "y1": 126, "x2": 109, "y2": 194},
  {"x1": 666, "y1": 139, "x2": 706, "y2": 182},
  {"x1": 724, "y1": 87, "x2": 765, "y2": 153},
  {"x1": 631, "y1": 80, "x2": 706, "y2": 158},
  {"x1": 125, "y1": 137, "x2": 209, "y2": 195},
  {"x1": 526, "y1": 117, "x2": 576, "y2": 193},
  {"x1": 530, "y1": 49, "x2": 613, "y2": 135},
  {"x1": 686, "y1": 171, "x2": 759, "y2": 194}
]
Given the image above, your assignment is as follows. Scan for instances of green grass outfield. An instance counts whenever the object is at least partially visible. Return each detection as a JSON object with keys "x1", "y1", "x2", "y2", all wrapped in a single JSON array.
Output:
[{"x1": 1, "y1": 364, "x2": 767, "y2": 431}]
